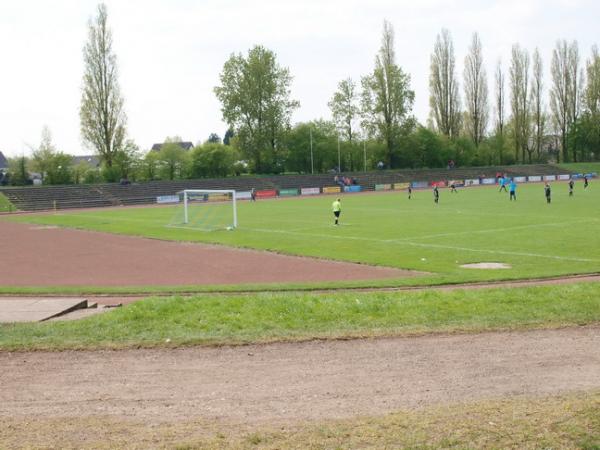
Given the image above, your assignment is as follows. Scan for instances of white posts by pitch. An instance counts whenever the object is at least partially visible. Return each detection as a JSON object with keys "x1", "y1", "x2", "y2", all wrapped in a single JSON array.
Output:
[{"x1": 184, "y1": 191, "x2": 189, "y2": 224}]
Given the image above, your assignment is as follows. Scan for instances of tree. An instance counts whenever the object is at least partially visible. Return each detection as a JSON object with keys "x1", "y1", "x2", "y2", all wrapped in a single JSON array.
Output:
[
  {"x1": 530, "y1": 48, "x2": 546, "y2": 162},
  {"x1": 361, "y1": 20, "x2": 415, "y2": 168},
  {"x1": 568, "y1": 41, "x2": 585, "y2": 161},
  {"x1": 223, "y1": 128, "x2": 234, "y2": 145},
  {"x1": 493, "y1": 60, "x2": 507, "y2": 163},
  {"x1": 8, "y1": 156, "x2": 30, "y2": 185},
  {"x1": 284, "y1": 120, "x2": 339, "y2": 173},
  {"x1": 550, "y1": 40, "x2": 581, "y2": 162},
  {"x1": 111, "y1": 139, "x2": 141, "y2": 181},
  {"x1": 214, "y1": 45, "x2": 299, "y2": 173},
  {"x1": 329, "y1": 78, "x2": 360, "y2": 143},
  {"x1": 583, "y1": 45, "x2": 600, "y2": 157},
  {"x1": 585, "y1": 45, "x2": 600, "y2": 117},
  {"x1": 140, "y1": 150, "x2": 160, "y2": 181},
  {"x1": 429, "y1": 28, "x2": 461, "y2": 138},
  {"x1": 190, "y1": 143, "x2": 238, "y2": 178},
  {"x1": 329, "y1": 78, "x2": 361, "y2": 170},
  {"x1": 80, "y1": 3, "x2": 126, "y2": 168},
  {"x1": 72, "y1": 160, "x2": 93, "y2": 184},
  {"x1": 509, "y1": 44, "x2": 530, "y2": 162},
  {"x1": 157, "y1": 142, "x2": 189, "y2": 180},
  {"x1": 29, "y1": 127, "x2": 74, "y2": 184},
  {"x1": 494, "y1": 60, "x2": 506, "y2": 137},
  {"x1": 207, "y1": 133, "x2": 221, "y2": 144},
  {"x1": 30, "y1": 126, "x2": 56, "y2": 182},
  {"x1": 463, "y1": 33, "x2": 488, "y2": 147},
  {"x1": 45, "y1": 152, "x2": 73, "y2": 185}
]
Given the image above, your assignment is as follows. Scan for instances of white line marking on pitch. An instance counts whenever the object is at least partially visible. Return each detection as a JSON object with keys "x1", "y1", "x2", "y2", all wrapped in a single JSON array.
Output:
[{"x1": 241, "y1": 227, "x2": 598, "y2": 263}]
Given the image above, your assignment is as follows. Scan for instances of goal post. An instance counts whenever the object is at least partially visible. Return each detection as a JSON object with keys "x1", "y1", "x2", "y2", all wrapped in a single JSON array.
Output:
[{"x1": 171, "y1": 189, "x2": 237, "y2": 230}]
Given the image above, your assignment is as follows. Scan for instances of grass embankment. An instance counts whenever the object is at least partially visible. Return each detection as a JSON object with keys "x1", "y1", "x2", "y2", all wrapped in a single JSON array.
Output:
[
  {"x1": 2, "y1": 282, "x2": 599, "y2": 351},
  {"x1": 557, "y1": 162, "x2": 600, "y2": 174},
  {"x1": 0, "y1": 192, "x2": 15, "y2": 212},
  {"x1": 2, "y1": 392, "x2": 598, "y2": 449}
]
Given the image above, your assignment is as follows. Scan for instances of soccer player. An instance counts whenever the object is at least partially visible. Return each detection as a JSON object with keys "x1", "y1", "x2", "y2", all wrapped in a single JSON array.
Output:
[
  {"x1": 584, "y1": 175, "x2": 589, "y2": 189},
  {"x1": 449, "y1": 182, "x2": 458, "y2": 193},
  {"x1": 569, "y1": 179, "x2": 574, "y2": 197},
  {"x1": 332, "y1": 198, "x2": 341, "y2": 225},
  {"x1": 433, "y1": 185, "x2": 439, "y2": 204},
  {"x1": 499, "y1": 176, "x2": 507, "y2": 192},
  {"x1": 509, "y1": 178, "x2": 517, "y2": 201},
  {"x1": 408, "y1": 185, "x2": 412, "y2": 199},
  {"x1": 544, "y1": 183, "x2": 551, "y2": 204}
]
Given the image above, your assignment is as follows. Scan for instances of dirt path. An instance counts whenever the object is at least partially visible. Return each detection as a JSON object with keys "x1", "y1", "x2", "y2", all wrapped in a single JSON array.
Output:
[
  {"x1": 1, "y1": 326, "x2": 599, "y2": 427},
  {"x1": 0, "y1": 220, "x2": 416, "y2": 286}
]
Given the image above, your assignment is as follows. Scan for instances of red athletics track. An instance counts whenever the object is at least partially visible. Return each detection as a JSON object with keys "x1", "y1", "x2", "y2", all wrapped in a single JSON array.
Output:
[{"x1": 0, "y1": 220, "x2": 417, "y2": 287}]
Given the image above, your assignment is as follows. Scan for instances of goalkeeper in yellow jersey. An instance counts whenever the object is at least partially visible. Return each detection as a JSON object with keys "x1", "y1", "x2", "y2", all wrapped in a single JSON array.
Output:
[{"x1": 332, "y1": 198, "x2": 341, "y2": 225}]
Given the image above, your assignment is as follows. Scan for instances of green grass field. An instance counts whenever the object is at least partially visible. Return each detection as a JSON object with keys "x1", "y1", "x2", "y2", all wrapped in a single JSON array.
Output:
[{"x1": 7, "y1": 181, "x2": 600, "y2": 289}]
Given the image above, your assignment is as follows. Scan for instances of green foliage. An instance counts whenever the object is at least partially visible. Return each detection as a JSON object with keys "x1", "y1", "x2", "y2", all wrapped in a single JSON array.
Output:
[
  {"x1": 106, "y1": 139, "x2": 142, "y2": 182},
  {"x1": 361, "y1": 21, "x2": 415, "y2": 168},
  {"x1": 45, "y1": 152, "x2": 73, "y2": 185},
  {"x1": 29, "y1": 126, "x2": 73, "y2": 185},
  {"x1": 190, "y1": 143, "x2": 238, "y2": 178},
  {"x1": 206, "y1": 133, "x2": 221, "y2": 144},
  {"x1": 157, "y1": 143, "x2": 190, "y2": 180},
  {"x1": 7, "y1": 155, "x2": 30, "y2": 185},
  {"x1": 79, "y1": 3, "x2": 126, "y2": 168},
  {"x1": 284, "y1": 120, "x2": 338, "y2": 173},
  {"x1": 329, "y1": 77, "x2": 360, "y2": 143},
  {"x1": 223, "y1": 128, "x2": 234, "y2": 145},
  {"x1": 569, "y1": 113, "x2": 600, "y2": 162},
  {"x1": 214, "y1": 45, "x2": 299, "y2": 173},
  {"x1": 140, "y1": 151, "x2": 160, "y2": 181}
]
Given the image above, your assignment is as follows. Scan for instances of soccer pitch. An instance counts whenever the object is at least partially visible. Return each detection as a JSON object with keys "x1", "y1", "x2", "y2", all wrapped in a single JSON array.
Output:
[{"x1": 9, "y1": 182, "x2": 600, "y2": 286}]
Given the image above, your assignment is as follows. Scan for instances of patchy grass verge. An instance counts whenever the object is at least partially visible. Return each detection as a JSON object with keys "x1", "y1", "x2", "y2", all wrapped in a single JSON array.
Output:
[
  {"x1": 1, "y1": 391, "x2": 598, "y2": 449},
  {"x1": 1, "y1": 282, "x2": 599, "y2": 351},
  {"x1": 0, "y1": 192, "x2": 16, "y2": 212}
]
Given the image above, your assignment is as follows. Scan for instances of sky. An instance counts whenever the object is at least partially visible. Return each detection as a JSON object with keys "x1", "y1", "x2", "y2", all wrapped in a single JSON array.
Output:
[{"x1": 0, "y1": 0, "x2": 598, "y2": 157}]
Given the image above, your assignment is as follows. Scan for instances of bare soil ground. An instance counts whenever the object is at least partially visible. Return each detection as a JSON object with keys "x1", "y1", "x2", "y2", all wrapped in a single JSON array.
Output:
[
  {"x1": 0, "y1": 220, "x2": 416, "y2": 286},
  {"x1": 1, "y1": 326, "x2": 599, "y2": 432}
]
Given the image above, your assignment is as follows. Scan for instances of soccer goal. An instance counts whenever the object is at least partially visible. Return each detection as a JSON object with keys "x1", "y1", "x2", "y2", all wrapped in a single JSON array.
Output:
[{"x1": 169, "y1": 189, "x2": 237, "y2": 231}]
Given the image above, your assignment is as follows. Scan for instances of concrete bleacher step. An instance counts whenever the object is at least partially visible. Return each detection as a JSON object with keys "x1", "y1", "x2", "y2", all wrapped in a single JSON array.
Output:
[{"x1": 0, "y1": 297, "x2": 91, "y2": 323}]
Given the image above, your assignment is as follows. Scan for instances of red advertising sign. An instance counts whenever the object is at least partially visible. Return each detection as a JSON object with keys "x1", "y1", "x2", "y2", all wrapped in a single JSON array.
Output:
[
  {"x1": 429, "y1": 180, "x2": 448, "y2": 187},
  {"x1": 256, "y1": 189, "x2": 277, "y2": 199}
]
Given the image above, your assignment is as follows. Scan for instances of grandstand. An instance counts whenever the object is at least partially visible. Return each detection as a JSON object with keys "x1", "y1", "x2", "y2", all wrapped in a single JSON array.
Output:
[{"x1": 0, "y1": 164, "x2": 574, "y2": 212}]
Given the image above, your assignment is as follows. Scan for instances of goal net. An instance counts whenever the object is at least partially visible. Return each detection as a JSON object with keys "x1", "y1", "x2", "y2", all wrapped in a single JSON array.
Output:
[{"x1": 169, "y1": 189, "x2": 237, "y2": 231}]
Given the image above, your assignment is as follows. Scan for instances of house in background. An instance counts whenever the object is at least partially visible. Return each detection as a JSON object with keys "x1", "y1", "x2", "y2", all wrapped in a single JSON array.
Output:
[
  {"x1": 72, "y1": 155, "x2": 101, "y2": 168},
  {"x1": 151, "y1": 142, "x2": 194, "y2": 152},
  {"x1": 0, "y1": 151, "x2": 8, "y2": 171},
  {"x1": 0, "y1": 151, "x2": 8, "y2": 185}
]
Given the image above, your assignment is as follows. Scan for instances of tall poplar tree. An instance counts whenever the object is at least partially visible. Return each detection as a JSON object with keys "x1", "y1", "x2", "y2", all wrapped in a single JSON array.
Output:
[
  {"x1": 530, "y1": 48, "x2": 545, "y2": 162},
  {"x1": 463, "y1": 32, "x2": 488, "y2": 147},
  {"x1": 80, "y1": 3, "x2": 126, "y2": 168},
  {"x1": 509, "y1": 44, "x2": 530, "y2": 162},
  {"x1": 361, "y1": 20, "x2": 415, "y2": 168},
  {"x1": 429, "y1": 29, "x2": 461, "y2": 138}
]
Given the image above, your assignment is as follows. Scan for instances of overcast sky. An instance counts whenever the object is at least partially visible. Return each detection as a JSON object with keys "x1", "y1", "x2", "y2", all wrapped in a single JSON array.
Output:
[{"x1": 0, "y1": 0, "x2": 597, "y2": 157}]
